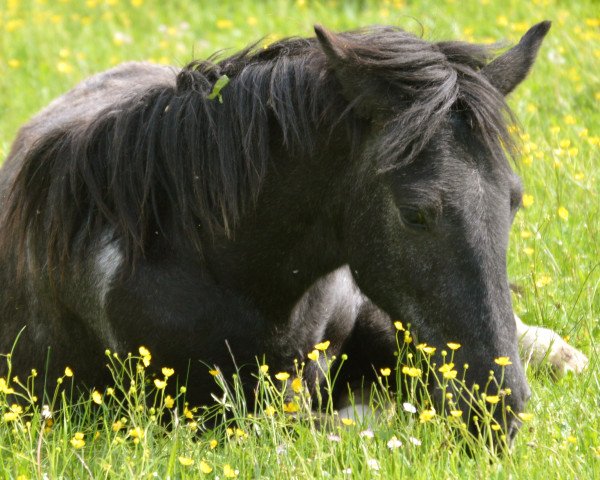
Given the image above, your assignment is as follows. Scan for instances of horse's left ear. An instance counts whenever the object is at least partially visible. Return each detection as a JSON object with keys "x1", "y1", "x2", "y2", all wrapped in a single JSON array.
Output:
[
  {"x1": 482, "y1": 21, "x2": 551, "y2": 96},
  {"x1": 313, "y1": 25, "x2": 386, "y2": 117}
]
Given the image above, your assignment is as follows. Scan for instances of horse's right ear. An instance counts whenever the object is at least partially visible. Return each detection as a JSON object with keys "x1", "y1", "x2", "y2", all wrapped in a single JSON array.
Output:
[{"x1": 482, "y1": 21, "x2": 551, "y2": 96}]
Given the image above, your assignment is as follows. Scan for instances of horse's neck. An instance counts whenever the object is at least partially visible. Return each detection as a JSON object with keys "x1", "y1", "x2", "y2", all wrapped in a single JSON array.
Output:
[{"x1": 204, "y1": 148, "x2": 352, "y2": 322}]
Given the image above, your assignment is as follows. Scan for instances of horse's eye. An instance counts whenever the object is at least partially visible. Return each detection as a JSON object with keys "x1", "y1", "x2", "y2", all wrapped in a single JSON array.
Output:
[{"x1": 400, "y1": 206, "x2": 429, "y2": 231}]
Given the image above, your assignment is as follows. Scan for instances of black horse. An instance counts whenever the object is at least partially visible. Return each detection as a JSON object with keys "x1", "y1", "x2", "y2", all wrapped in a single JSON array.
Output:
[{"x1": 0, "y1": 22, "x2": 551, "y2": 439}]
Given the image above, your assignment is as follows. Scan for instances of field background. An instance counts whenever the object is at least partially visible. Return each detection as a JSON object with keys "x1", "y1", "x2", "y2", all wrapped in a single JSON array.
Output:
[{"x1": 1, "y1": 0, "x2": 598, "y2": 478}]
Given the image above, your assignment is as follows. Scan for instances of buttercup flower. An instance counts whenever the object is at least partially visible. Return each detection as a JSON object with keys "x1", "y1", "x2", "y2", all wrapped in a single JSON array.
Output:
[
  {"x1": 70, "y1": 432, "x2": 85, "y2": 449},
  {"x1": 494, "y1": 356, "x2": 512, "y2": 366},
  {"x1": 178, "y1": 456, "x2": 194, "y2": 466},
  {"x1": 92, "y1": 390, "x2": 102, "y2": 405},
  {"x1": 419, "y1": 409, "x2": 436, "y2": 422}
]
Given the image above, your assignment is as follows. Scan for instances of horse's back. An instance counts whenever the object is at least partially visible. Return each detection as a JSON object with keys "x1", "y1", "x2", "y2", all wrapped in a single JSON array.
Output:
[{"x1": 1, "y1": 62, "x2": 178, "y2": 182}]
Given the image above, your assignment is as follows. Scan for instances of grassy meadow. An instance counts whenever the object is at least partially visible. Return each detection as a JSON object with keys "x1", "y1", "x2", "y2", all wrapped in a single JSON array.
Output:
[{"x1": 1, "y1": 0, "x2": 599, "y2": 478}]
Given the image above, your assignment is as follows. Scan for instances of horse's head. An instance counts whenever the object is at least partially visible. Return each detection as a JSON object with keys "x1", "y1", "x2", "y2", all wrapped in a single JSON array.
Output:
[{"x1": 316, "y1": 22, "x2": 550, "y2": 440}]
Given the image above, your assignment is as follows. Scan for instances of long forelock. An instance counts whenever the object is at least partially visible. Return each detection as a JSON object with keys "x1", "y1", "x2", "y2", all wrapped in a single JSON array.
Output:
[{"x1": 364, "y1": 30, "x2": 516, "y2": 171}]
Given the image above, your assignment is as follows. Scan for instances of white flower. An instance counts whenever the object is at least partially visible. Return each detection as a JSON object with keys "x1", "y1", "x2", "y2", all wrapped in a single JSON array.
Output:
[
  {"x1": 402, "y1": 402, "x2": 417, "y2": 414},
  {"x1": 359, "y1": 429, "x2": 374, "y2": 439},
  {"x1": 409, "y1": 436, "x2": 422, "y2": 446},
  {"x1": 367, "y1": 459, "x2": 380, "y2": 471},
  {"x1": 342, "y1": 468, "x2": 352, "y2": 475},
  {"x1": 327, "y1": 434, "x2": 341, "y2": 443},
  {"x1": 41, "y1": 405, "x2": 52, "y2": 420},
  {"x1": 387, "y1": 436, "x2": 403, "y2": 449}
]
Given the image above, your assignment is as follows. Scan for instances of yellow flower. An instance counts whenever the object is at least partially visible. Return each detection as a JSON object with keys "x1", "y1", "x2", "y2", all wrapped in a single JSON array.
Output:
[
  {"x1": 380, "y1": 367, "x2": 391, "y2": 377},
  {"x1": 224, "y1": 464, "x2": 238, "y2": 478},
  {"x1": 70, "y1": 432, "x2": 85, "y2": 449},
  {"x1": 274, "y1": 372, "x2": 290, "y2": 381},
  {"x1": 129, "y1": 427, "x2": 144, "y2": 439},
  {"x1": 522, "y1": 194, "x2": 534, "y2": 208},
  {"x1": 419, "y1": 409, "x2": 436, "y2": 423},
  {"x1": 449, "y1": 410, "x2": 463, "y2": 418},
  {"x1": 0, "y1": 378, "x2": 15, "y2": 394},
  {"x1": 154, "y1": 379, "x2": 167, "y2": 390},
  {"x1": 523, "y1": 247, "x2": 534, "y2": 256},
  {"x1": 315, "y1": 340, "x2": 330, "y2": 351},
  {"x1": 341, "y1": 417, "x2": 355, "y2": 426},
  {"x1": 200, "y1": 460, "x2": 213, "y2": 473},
  {"x1": 416, "y1": 343, "x2": 436, "y2": 355},
  {"x1": 484, "y1": 395, "x2": 500, "y2": 404},
  {"x1": 520, "y1": 230, "x2": 532, "y2": 239},
  {"x1": 164, "y1": 395, "x2": 175, "y2": 409},
  {"x1": 283, "y1": 402, "x2": 299, "y2": 413},
  {"x1": 264, "y1": 405, "x2": 276, "y2": 416},
  {"x1": 394, "y1": 321, "x2": 405, "y2": 331},
  {"x1": 208, "y1": 369, "x2": 220, "y2": 377},
  {"x1": 563, "y1": 115, "x2": 576, "y2": 125},
  {"x1": 138, "y1": 346, "x2": 151, "y2": 367},
  {"x1": 307, "y1": 349, "x2": 319, "y2": 361},
  {"x1": 56, "y1": 61, "x2": 73, "y2": 74},
  {"x1": 447, "y1": 342, "x2": 461, "y2": 350},
  {"x1": 92, "y1": 390, "x2": 102, "y2": 405},
  {"x1": 3, "y1": 404, "x2": 23, "y2": 422},
  {"x1": 131, "y1": 0, "x2": 144, "y2": 7},
  {"x1": 259, "y1": 364, "x2": 269, "y2": 374},
  {"x1": 178, "y1": 456, "x2": 194, "y2": 466},
  {"x1": 209, "y1": 439, "x2": 218, "y2": 449},
  {"x1": 112, "y1": 420, "x2": 124, "y2": 432},
  {"x1": 518, "y1": 412, "x2": 534, "y2": 422},
  {"x1": 401, "y1": 366, "x2": 422, "y2": 377},
  {"x1": 443, "y1": 370, "x2": 458, "y2": 380},
  {"x1": 291, "y1": 377, "x2": 303, "y2": 393},
  {"x1": 438, "y1": 362, "x2": 455, "y2": 374},
  {"x1": 162, "y1": 367, "x2": 174, "y2": 377},
  {"x1": 494, "y1": 356, "x2": 512, "y2": 366},
  {"x1": 558, "y1": 206, "x2": 569, "y2": 221},
  {"x1": 535, "y1": 275, "x2": 552, "y2": 288},
  {"x1": 64, "y1": 367, "x2": 74, "y2": 377},
  {"x1": 216, "y1": 19, "x2": 234, "y2": 29}
]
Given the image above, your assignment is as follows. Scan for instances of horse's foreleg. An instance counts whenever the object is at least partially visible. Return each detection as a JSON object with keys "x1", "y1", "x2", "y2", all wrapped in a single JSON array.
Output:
[{"x1": 514, "y1": 314, "x2": 588, "y2": 378}]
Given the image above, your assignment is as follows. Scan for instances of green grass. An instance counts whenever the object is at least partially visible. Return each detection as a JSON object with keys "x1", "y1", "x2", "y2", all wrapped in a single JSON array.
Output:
[{"x1": 1, "y1": 0, "x2": 599, "y2": 478}]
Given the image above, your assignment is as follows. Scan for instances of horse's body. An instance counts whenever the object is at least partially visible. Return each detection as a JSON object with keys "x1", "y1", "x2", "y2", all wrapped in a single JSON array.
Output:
[{"x1": 1, "y1": 23, "x2": 558, "y2": 438}]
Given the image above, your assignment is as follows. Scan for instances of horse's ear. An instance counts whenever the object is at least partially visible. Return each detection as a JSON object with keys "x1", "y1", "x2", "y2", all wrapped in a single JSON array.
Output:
[
  {"x1": 314, "y1": 24, "x2": 348, "y2": 65},
  {"x1": 314, "y1": 25, "x2": 383, "y2": 117},
  {"x1": 482, "y1": 21, "x2": 551, "y2": 96}
]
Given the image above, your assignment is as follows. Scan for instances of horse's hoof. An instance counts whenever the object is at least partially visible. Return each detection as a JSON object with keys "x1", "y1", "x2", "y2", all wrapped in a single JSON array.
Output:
[
  {"x1": 545, "y1": 336, "x2": 589, "y2": 379},
  {"x1": 515, "y1": 314, "x2": 589, "y2": 379}
]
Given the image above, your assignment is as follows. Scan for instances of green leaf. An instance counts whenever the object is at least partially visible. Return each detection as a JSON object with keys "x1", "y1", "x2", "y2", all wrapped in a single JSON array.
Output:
[{"x1": 207, "y1": 74, "x2": 230, "y2": 103}]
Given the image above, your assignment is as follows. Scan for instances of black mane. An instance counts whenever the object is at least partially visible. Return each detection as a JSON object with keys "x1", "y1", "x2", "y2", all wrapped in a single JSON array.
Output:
[{"x1": 2, "y1": 26, "x2": 514, "y2": 274}]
